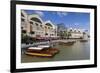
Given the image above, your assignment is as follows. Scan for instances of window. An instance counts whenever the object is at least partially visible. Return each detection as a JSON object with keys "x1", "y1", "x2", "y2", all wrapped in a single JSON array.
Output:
[
  {"x1": 48, "y1": 27, "x2": 50, "y2": 29},
  {"x1": 70, "y1": 29, "x2": 72, "y2": 32},
  {"x1": 30, "y1": 31, "x2": 35, "y2": 34},
  {"x1": 31, "y1": 17, "x2": 42, "y2": 24},
  {"x1": 78, "y1": 31, "x2": 81, "y2": 33},
  {"x1": 21, "y1": 12, "x2": 24, "y2": 17},
  {"x1": 45, "y1": 26, "x2": 47, "y2": 29},
  {"x1": 22, "y1": 30, "x2": 26, "y2": 33},
  {"x1": 45, "y1": 23, "x2": 52, "y2": 27},
  {"x1": 21, "y1": 27, "x2": 23, "y2": 29},
  {"x1": 21, "y1": 18, "x2": 25, "y2": 22},
  {"x1": 40, "y1": 25, "x2": 42, "y2": 27},
  {"x1": 45, "y1": 33, "x2": 48, "y2": 35},
  {"x1": 30, "y1": 21, "x2": 33, "y2": 24},
  {"x1": 35, "y1": 23, "x2": 38, "y2": 26}
]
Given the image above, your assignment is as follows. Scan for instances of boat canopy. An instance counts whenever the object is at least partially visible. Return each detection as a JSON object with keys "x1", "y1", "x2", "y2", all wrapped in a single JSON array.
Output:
[
  {"x1": 28, "y1": 47, "x2": 43, "y2": 50},
  {"x1": 38, "y1": 45, "x2": 50, "y2": 48}
]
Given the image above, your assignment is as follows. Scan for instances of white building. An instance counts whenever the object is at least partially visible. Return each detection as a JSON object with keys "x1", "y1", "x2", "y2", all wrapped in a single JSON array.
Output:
[
  {"x1": 44, "y1": 21, "x2": 57, "y2": 38},
  {"x1": 28, "y1": 14, "x2": 45, "y2": 38},
  {"x1": 21, "y1": 10, "x2": 57, "y2": 39},
  {"x1": 21, "y1": 10, "x2": 30, "y2": 35},
  {"x1": 68, "y1": 28, "x2": 88, "y2": 39},
  {"x1": 21, "y1": 10, "x2": 88, "y2": 39}
]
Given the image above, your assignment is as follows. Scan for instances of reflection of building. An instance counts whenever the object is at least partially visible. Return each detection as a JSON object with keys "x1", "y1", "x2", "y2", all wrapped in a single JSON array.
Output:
[{"x1": 21, "y1": 10, "x2": 57, "y2": 39}]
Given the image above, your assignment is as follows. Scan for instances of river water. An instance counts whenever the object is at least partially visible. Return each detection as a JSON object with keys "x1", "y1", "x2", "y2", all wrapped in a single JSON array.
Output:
[{"x1": 21, "y1": 40, "x2": 90, "y2": 63}]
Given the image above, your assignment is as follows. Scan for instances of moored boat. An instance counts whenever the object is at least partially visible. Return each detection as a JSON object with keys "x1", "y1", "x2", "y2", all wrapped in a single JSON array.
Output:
[
  {"x1": 59, "y1": 41, "x2": 76, "y2": 45},
  {"x1": 25, "y1": 45, "x2": 59, "y2": 57},
  {"x1": 80, "y1": 39, "x2": 88, "y2": 42}
]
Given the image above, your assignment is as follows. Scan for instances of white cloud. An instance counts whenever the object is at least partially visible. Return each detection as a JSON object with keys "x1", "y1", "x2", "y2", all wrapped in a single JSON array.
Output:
[
  {"x1": 74, "y1": 23, "x2": 80, "y2": 26},
  {"x1": 57, "y1": 12, "x2": 68, "y2": 17},
  {"x1": 61, "y1": 12, "x2": 68, "y2": 16},
  {"x1": 35, "y1": 11, "x2": 44, "y2": 17}
]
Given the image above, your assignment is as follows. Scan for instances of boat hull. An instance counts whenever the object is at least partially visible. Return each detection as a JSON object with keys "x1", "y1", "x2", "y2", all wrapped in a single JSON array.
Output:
[
  {"x1": 80, "y1": 40, "x2": 88, "y2": 42},
  {"x1": 25, "y1": 48, "x2": 59, "y2": 57},
  {"x1": 59, "y1": 41, "x2": 75, "y2": 45}
]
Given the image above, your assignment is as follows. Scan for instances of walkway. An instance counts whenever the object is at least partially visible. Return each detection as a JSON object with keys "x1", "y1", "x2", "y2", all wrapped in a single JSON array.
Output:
[{"x1": 21, "y1": 39, "x2": 77, "y2": 48}]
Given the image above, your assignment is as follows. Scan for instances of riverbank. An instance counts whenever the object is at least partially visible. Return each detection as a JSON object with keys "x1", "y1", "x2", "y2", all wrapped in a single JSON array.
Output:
[
  {"x1": 21, "y1": 39, "x2": 87, "y2": 48},
  {"x1": 21, "y1": 39, "x2": 90, "y2": 63}
]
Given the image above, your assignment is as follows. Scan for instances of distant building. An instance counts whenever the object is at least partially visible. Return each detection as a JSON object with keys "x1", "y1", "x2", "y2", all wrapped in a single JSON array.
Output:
[
  {"x1": 57, "y1": 23, "x2": 67, "y2": 38},
  {"x1": 68, "y1": 28, "x2": 88, "y2": 39}
]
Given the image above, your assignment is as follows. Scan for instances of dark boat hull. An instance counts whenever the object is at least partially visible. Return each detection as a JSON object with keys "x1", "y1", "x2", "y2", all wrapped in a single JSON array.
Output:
[
  {"x1": 59, "y1": 41, "x2": 75, "y2": 45},
  {"x1": 80, "y1": 40, "x2": 88, "y2": 42},
  {"x1": 25, "y1": 48, "x2": 59, "y2": 57}
]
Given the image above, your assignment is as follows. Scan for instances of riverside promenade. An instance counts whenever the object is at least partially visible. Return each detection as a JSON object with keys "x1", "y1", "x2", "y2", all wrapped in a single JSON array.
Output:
[{"x1": 21, "y1": 39, "x2": 80, "y2": 48}]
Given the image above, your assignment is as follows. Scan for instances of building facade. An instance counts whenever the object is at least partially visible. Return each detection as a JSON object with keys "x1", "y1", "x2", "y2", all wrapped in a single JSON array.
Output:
[
  {"x1": 21, "y1": 10, "x2": 57, "y2": 39},
  {"x1": 28, "y1": 14, "x2": 45, "y2": 38},
  {"x1": 21, "y1": 10, "x2": 30, "y2": 36},
  {"x1": 67, "y1": 28, "x2": 83, "y2": 39},
  {"x1": 67, "y1": 28, "x2": 88, "y2": 39},
  {"x1": 44, "y1": 21, "x2": 57, "y2": 38},
  {"x1": 21, "y1": 10, "x2": 88, "y2": 40}
]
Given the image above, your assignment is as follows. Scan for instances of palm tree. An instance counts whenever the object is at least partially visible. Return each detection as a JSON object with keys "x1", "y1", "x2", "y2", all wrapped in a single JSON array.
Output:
[
  {"x1": 82, "y1": 32, "x2": 86, "y2": 39},
  {"x1": 66, "y1": 29, "x2": 72, "y2": 39}
]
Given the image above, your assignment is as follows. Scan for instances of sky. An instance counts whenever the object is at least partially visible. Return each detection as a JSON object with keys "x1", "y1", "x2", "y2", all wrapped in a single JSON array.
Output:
[{"x1": 24, "y1": 10, "x2": 90, "y2": 32}]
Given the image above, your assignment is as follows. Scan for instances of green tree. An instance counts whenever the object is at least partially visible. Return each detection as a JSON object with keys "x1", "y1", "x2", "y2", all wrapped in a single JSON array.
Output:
[
  {"x1": 82, "y1": 32, "x2": 86, "y2": 39},
  {"x1": 21, "y1": 34, "x2": 29, "y2": 44},
  {"x1": 66, "y1": 31, "x2": 71, "y2": 39},
  {"x1": 57, "y1": 23, "x2": 67, "y2": 39}
]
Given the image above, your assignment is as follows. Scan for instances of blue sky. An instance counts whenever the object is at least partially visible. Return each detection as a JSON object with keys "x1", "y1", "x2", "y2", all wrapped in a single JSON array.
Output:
[{"x1": 24, "y1": 10, "x2": 90, "y2": 32}]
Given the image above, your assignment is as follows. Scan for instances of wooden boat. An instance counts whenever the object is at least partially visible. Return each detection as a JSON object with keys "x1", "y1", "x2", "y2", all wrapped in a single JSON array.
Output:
[
  {"x1": 59, "y1": 41, "x2": 75, "y2": 45},
  {"x1": 38, "y1": 45, "x2": 50, "y2": 49},
  {"x1": 25, "y1": 46, "x2": 59, "y2": 57},
  {"x1": 25, "y1": 52, "x2": 53, "y2": 57},
  {"x1": 80, "y1": 39, "x2": 88, "y2": 42}
]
